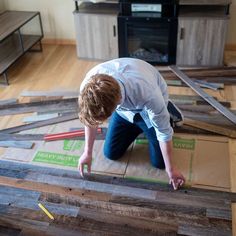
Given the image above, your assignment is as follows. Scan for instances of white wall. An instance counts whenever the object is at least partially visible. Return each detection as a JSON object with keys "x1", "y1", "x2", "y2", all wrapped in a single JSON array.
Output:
[
  {"x1": 4, "y1": 0, "x2": 75, "y2": 40},
  {"x1": 3, "y1": 0, "x2": 236, "y2": 45},
  {"x1": 0, "y1": 1, "x2": 6, "y2": 12}
]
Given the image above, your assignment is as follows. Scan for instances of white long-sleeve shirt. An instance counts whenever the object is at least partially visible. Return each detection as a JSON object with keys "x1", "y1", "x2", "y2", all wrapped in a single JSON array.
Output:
[{"x1": 80, "y1": 58, "x2": 173, "y2": 142}]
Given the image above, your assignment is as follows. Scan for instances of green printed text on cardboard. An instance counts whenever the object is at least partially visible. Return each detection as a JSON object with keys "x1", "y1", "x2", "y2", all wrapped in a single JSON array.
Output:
[
  {"x1": 33, "y1": 151, "x2": 80, "y2": 167},
  {"x1": 173, "y1": 137, "x2": 195, "y2": 150}
]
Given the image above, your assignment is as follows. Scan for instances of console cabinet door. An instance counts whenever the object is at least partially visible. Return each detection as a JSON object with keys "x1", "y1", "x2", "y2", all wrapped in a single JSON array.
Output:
[
  {"x1": 176, "y1": 17, "x2": 228, "y2": 66},
  {"x1": 74, "y1": 13, "x2": 118, "y2": 60}
]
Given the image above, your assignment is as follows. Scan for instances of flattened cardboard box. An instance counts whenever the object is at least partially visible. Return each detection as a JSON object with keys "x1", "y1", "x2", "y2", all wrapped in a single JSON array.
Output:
[
  {"x1": 1, "y1": 120, "x2": 130, "y2": 176},
  {"x1": 0, "y1": 119, "x2": 230, "y2": 190},
  {"x1": 125, "y1": 134, "x2": 230, "y2": 191}
]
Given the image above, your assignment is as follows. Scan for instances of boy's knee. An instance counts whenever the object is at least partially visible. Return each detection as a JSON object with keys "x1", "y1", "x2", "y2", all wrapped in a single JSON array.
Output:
[
  {"x1": 151, "y1": 161, "x2": 165, "y2": 170},
  {"x1": 103, "y1": 149, "x2": 122, "y2": 161}
]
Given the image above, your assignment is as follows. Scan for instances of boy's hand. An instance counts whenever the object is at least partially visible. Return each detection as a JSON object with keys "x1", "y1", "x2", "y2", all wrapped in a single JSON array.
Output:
[
  {"x1": 167, "y1": 168, "x2": 185, "y2": 190},
  {"x1": 78, "y1": 152, "x2": 92, "y2": 178}
]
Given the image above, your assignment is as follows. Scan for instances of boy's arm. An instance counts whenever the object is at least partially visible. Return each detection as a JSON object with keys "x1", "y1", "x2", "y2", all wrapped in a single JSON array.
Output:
[
  {"x1": 159, "y1": 140, "x2": 185, "y2": 190},
  {"x1": 78, "y1": 125, "x2": 97, "y2": 177}
]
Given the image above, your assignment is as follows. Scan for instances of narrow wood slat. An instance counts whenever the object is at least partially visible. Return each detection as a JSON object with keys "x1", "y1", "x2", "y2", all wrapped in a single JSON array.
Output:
[
  {"x1": 0, "y1": 141, "x2": 34, "y2": 149},
  {"x1": 0, "y1": 134, "x2": 45, "y2": 141},
  {"x1": 52, "y1": 215, "x2": 169, "y2": 236},
  {"x1": 206, "y1": 208, "x2": 232, "y2": 221},
  {"x1": 0, "y1": 98, "x2": 78, "y2": 116},
  {"x1": 184, "y1": 118, "x2": 236, "y2": 138},
  {"x1": 0, "y1": 225, "x2": 21, "y2": 236},
  {"x1": 178, "y1": 222, "x2": 232, "y2": 236},
  {"x1": 20, "y1": 90, "x2": 78, "y2": 98},
  {"x1": 23, "y1": 113, "x2": 59, "y2": 123},
  {"x1": 193, "y1": 79, "x2": 224, "y2": 90},
  {"x1": 0, "y1": 132, "x2": 106, "y2": 141},
  {"x1": 0, "y1": 215, "x2": 49, "y2": 233},
  {"x1": 170, "y1": 66, "x2": 236, "y2": 125},
  {"x1": 0, "y1": 98, "x2": 18, "y2": 106},
  {"x1": 0, "y1": 186, "x2": 40, "y2": 200},
  {"x1": 0, "y1": 113, "x2": 78, "y2": 134}
]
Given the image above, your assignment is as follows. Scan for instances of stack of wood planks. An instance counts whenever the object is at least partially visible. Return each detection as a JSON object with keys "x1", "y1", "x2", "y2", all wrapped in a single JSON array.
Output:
[
  {"x1": 160, "y1": 66, "x2": 236, "y2": 138},
  {"x1": 0, "y1": 160, "x2": 234, "y2": 236}
]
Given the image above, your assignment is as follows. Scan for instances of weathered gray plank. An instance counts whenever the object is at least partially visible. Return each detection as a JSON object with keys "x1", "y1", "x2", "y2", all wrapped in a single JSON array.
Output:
[
  {"x1": 170, "y1": 66, "x2": 236, "y2": 125},
  {"x1": 23, "y1": 113, "x2": 59, "y2": 123},
  {"x1": 0, "y1": 113, "x2": 78, "y2": 134},
  {"x1": 0, "y1": 98, "x2": 78, "y2": 116},
  {"x1": 0, "y1": 141, "x2": 34, "y2": 149},
  {"x1": 20, "y1": 90, "x2": 78, "y2": 98},
  {"x1": 178, "y1": 222, "x2": 231, "y2": 236},
  {"x1": 0, "y1": 98, "x2": 18, "y2": 106}
]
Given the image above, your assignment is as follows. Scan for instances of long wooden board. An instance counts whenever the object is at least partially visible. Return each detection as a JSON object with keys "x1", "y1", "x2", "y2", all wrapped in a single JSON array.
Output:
[
  {"x1": 0, "y1": 159, "x2": 233, "y2": 235},
  {"x1": 0, "y1": 98, "x2": 78, "y2": 116},
  {"x1": 0, "y1": 113, "x2": 78, "y2": 134},
  {"x1": 170, "y1": 66, "x2": 236, "y2": 125}
]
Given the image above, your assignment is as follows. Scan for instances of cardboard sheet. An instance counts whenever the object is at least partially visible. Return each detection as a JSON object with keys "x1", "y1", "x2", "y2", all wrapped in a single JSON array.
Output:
[{"x1": 0, "y1": 119, "x2": 231, "y2": 190}]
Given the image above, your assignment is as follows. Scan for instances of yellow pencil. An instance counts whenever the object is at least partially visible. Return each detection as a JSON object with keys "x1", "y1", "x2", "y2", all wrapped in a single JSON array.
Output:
[{"x1": 38, "y1": 203, "x2": 55, "y2": 220}]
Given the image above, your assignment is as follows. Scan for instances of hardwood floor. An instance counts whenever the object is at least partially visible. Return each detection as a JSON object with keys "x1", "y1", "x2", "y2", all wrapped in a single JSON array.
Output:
[
  {"x1": 0, "y1": 44, "x2": 99, "y2": 131},
  {"x1": 0, "y1": 44, "x2": 99, "y2": 100},
  {"x1": 225, "y1": 50, "x2": 236, "y2": 66}
]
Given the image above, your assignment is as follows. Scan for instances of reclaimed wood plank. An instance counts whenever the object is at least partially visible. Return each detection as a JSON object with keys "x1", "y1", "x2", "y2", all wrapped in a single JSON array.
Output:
[
  {"x1": 178, "y1": 222, "x2": 232, "y2": 236},
  {"x1": 206, "y1": 208, "x2": 232, "y2": 220},
  {"x1": 0, "y1": 113, "x2": 78, "y2": 134},
  {"x1": 170, "y1": 66, "x2": 236, "y2": 125},
  {"x1": 0, "y1": 225, "x2": 21, "y2": 236},
  {"x1": 0, "y1": 141, "x2": 34, "y2": 149},
  {"x1": 160, "y1": 67, "x2": 236, "y2": 80},
  {"x1": 184, "y1": 118, "x2": 236, "y2": 138},
  {"x1": 0, "y1": 215, "x2": 49, "y2": 233},
  {"x1": 0, "y1": 98, "x2": 78, "y2": 116},
  {"x1": 0, "y1": 98, "x2": 18, "y2": 106},
  {"x1": 52, "y1": 214, "x2": 169, "y2": 236},
  {"x1": 78, "y1": 206, "x2": 178, "y2": 234},
  {"x1": 20, "y1": 90, "x2": 78, "y2": 98},
  {"x1": 23, "y1": 113, "x2": 59, "y2": 123}
]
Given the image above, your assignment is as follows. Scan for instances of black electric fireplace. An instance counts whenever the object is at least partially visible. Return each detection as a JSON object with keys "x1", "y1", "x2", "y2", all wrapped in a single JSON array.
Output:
[{"x1": 118, "y1": 0, "x2": 178, "y2": 65}]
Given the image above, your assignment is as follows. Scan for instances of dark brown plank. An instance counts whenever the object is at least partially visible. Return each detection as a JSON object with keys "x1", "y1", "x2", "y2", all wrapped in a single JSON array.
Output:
[{"x1": 160, "y1": 67, "x2": 236, "y2": 80}]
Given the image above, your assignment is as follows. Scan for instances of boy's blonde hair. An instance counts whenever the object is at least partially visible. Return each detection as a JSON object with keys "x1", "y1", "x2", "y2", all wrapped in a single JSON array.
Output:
[{"x1": 79, "y1": 74, "x2": 121, "y2": 127}]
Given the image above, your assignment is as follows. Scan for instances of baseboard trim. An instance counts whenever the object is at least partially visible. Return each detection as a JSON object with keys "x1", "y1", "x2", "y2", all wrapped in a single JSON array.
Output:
[
  {"x1": 225, "y1": 44, "x2": 236, "y2": 51},
  {"x1": 42, "y1": 38, "x2": 76, "y2": 45}
]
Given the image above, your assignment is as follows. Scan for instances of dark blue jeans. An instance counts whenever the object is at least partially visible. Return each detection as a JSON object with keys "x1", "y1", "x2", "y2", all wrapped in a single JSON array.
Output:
[{"x1": 103, "y1": 111, "x2": 165, "y2": 169}]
